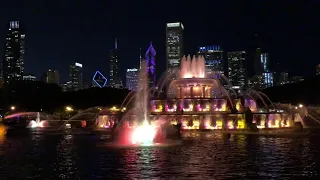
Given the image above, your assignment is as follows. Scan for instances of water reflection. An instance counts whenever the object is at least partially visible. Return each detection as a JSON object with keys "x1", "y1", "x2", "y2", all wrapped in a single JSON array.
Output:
[
  {"x1": 0, "y1": 131, "x2": 318, "y2": 179},
  {"x1": 52, "y1": 134, "x2": 80, "y2": 180},
  {"x1": 0, "y1": 124, "x2": 6, "y2": 145}
]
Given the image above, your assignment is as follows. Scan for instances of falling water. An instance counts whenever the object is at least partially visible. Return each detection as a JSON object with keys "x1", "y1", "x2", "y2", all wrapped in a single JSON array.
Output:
[
  {"x1": 135, "y1": 60, "x2": 149, "y2": 123},
  {"x1": 180, "y1": 55, "x2": 206, "y2": 78},
  {"x1": 36, "y1": 112, "x2": 41, "y2": 124}
]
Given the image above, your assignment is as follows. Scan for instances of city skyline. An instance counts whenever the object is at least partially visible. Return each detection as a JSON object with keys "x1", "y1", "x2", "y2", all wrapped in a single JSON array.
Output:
[{"x1": 0, "y1": 0, "x2": 318, "y2": 85}]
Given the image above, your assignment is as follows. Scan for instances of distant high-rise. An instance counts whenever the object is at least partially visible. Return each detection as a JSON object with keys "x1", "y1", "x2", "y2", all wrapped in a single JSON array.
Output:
[
  {"x1": 69, "y1": 62, "x2": 83, "y2": 91},
  {"x1": 2, "y1": 21, "x2": 25, "y2": 84},
  {"x1": 126, "y1": 68, "x2": 139, "y2": 91},
  {"x1": 263, "y1": 72, "x2": 273, "y2": 88},
  {"x1": 261, "y1": 53, "x2": 269, "y2": 72},
  {"x1": 109, "y1": 38, "x2": 123, "y2": 88},
  {"x1": 166, "y1": 22, "x2": 184, "y2": 76},
  {"x1": 273, "y1": 72, "x2": 289, "y2": 86},
  {"x1": 254, "y1": 48, "x2": 269, "y2": 74},
  {"x1": 197, "y1": 46, "x2": 224, "y2": 75},
  {"x1": 254, "y1": 48, "x2": 263, "y2": 75},
  {"x1": 227, "y1": 51, "x2": 247, "y2": 90},
  {"x1": 145, "y1": 42, "x2": 156, "y2": 87},
  {"x1": 46, "y1": 69, "x2": 59, "y2": 85}
]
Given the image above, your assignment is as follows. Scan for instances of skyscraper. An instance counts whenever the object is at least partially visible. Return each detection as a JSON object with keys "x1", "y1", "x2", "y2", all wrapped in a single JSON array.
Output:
[
  {"x1": 126, "y1": 68, "x2": 139, "y2": 91},
  {"x1": 145, "y1": 42, "x2": 156, "y2": 87},
  {"x1": 69, "y1": 62, "x2": 83, "y2": 91},
  {"x1": 46, "y1": 69, "x2": 59, "y2": 85},
  {"x1": 254, "y1": 48, "x2": 269, "y2": 74},
  {"x1": 166, "y1": 22, "x2": 184, "y2": 76},
  {"x1": 273, "y1": 72, "x2": 289, "y2": 86},
  {"x1": 261, "y1": 53, "x2": 269, "y2": 72},
  {"x1": 197, "y1": 46, "x2": 224, "y2": 75},
  {"x1": 109, "y1": 38, "x2": 123, "y2": 88},
  {"x1": 2, "y1": 21, "x2": 25, "y2": 84},
  {"x1": 254, "y1": 48, "x2": 263, "y2": 75},
  {"x1": 227, "y1": 51, "x2": 247, "y2": 90}
]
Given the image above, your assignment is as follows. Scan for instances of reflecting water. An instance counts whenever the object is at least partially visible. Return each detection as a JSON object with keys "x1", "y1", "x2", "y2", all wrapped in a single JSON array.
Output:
[{"x1": 0, "y1": 128, "x2": 319, "y2": 179}]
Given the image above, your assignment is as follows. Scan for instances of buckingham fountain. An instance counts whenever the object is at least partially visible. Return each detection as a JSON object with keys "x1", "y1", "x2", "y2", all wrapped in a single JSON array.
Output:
[
  {"x1": 93, "y1": 55, "x2": 304, "y2": 145},
  {"x1": 1, "y1": 55, "x2": 305, "y2": 141}
]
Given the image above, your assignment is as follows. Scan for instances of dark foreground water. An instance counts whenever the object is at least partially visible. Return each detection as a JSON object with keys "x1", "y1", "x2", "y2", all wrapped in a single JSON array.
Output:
[{"x1": 0, "y1": 129, "x2": 320, "y2": 179}]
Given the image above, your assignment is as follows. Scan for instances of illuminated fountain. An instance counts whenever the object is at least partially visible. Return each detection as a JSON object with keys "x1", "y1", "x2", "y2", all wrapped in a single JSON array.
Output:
[
  {"x1": 114, "y1": 60, "x2": 162, "y2": 146},
  {"x1": 2, "y1": 112, "x2": 51, "y2": 129},
  {"x1": 148, "y1": 55, "x2": 296, "y2": 130},
  {"x1": 28, "y1": 112, "x2": 48, "y2": 128},
  {"x1": 100, "y1": 55, "x2": 299, "y2": 142}
]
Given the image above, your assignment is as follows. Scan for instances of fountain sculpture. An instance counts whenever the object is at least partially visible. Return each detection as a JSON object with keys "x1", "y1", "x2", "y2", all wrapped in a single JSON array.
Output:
[{"x1": 93, "y1": 55, "x2": 300, "y2": 144}]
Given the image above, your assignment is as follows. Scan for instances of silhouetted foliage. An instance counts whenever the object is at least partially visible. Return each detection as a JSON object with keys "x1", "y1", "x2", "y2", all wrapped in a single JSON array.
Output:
[
  {"x1": 263, "y1": 75, "x2": 320, "y2": 105},
  {"x1": 0, "y1": 81, "x2": 130, "y2": 114}
]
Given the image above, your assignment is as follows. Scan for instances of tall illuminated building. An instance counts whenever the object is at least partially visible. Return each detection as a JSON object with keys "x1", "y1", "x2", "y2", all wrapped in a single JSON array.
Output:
[
  {"x1": 261, "y1": 53, "x2": 269, "y2": 72},
  {"x1": 69, "y1": 62, "x2": 83, "y2": 91},
  {"x1": 166, "y1": 22, "x2": 184, "y2": 77},
  {"x1": 2, "y1": 21, "x2": 25, "y2": 84},
  {"x1": 227, "y1": 51, "x2": 247, "y2": 90},
  {"x1": 109, "y1": 38, "x2": 123, "y2": 88},
  {"x1": 251, "y1": 48, "x2": 272, "y2": 89},
  {"x1": 46, "y1": 69, "x2": 59, "y2": 85},
  {"x1": 145, "y1": 42, "x2": 156, "y2": 87},
  {"x1": 254, "y1": 48, "x2": 263, "y2": 74},
  {"x1": 126, "y1": 68, "x2": 139, "y2": 91},
  {"x1": 197, "y1": 46, "x2": 224, "y2": 75}
]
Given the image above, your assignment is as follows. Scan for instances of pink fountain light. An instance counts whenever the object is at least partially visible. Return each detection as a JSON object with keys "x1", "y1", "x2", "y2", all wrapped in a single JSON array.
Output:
[
  {"x1": 29, "y1": 120, "x2": 45, "y2": 128},
  {"x1": 131, "y1": 120, "x2": 157, "y2": 145}
]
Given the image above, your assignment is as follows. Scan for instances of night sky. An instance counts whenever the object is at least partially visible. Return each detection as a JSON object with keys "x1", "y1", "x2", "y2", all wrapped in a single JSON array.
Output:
[{"x1": 0, "y1": 0, "x2": 319, "y2": 85}]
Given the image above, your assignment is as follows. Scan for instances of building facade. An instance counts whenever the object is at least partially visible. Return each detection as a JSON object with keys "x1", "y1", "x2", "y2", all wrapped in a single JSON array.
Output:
[
  {"x1": 263, "y1": 72, "x2": 273, "y2": 88},
  {"x1": 227, "y1": 51, "x2": 247, "y2": 90},
  {"x1": 46, "y1": 69, "x2": 59, "y2": 85},
  {"x1": 254, "y1": 48, "x2": 263, "y2": 75},
  {"x1": 69, "y1": 62, "x2": 83, "y2": 91},
  {"x1": 198, "y1": 46, "x2": 224, "y2": 75},
  {"x1": 126, "y1": 68, "x2": 139, "y2": 91},
  {"x1": 166, "y1": 22, "x2": 184, "y2": 77},
  {"x1": 145, "y1": 42, "x2": 156, "y2": 87},
  {"x1": 109, "y1": 38, "x2": 123, "y2": 88},
  {"x1": 2, "y1": 21, "x2": 25, "y2": 84},
  {"x1": 273, "y1": 72, "x2": 289, "y2": 86}
]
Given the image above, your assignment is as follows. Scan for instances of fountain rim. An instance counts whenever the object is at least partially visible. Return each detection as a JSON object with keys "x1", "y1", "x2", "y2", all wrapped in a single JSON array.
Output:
[{"x1": 169, "y1": 78, "x2": 218, "y2": 86}]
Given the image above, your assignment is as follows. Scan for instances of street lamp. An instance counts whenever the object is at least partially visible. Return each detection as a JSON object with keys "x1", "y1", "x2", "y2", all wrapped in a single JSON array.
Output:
[
  {"x1": 10, "y1": 106, "x2": 15, "y2": 111},
  {"x1": 65, "y1": 106, "x2": 73, "y2": 111},
  {"x1": 299, "y1": 104, "x2": 303, "y2": 108}
]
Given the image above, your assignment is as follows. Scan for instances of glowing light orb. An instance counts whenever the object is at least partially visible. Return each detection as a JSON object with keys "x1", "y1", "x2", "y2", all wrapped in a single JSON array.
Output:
[
  {"x1": 29, "y1": 120, "x2": 44, "y2": 128},
  {"x1": 131, "y1": 120, "x2": 156, "y2": 145}
]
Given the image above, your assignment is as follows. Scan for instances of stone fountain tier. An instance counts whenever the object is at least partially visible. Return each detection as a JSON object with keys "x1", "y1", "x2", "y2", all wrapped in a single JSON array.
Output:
[{"x1": 168, "y1": 78, "x2": 220, "y2": 99}]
